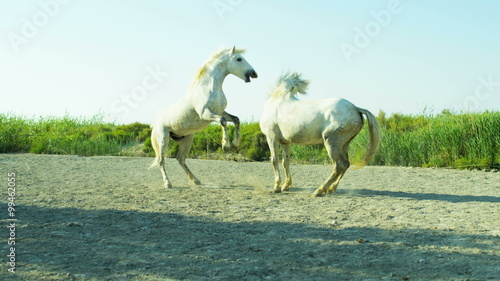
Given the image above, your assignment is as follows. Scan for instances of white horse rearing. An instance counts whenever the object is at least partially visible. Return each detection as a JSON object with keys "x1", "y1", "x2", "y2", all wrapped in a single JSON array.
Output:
[
  {"x1": 260, "y1": 72, "x2": 381, "y2": 197},
  {"x1": 151, "y1": 47, "x2": 258, "y2": 188}
]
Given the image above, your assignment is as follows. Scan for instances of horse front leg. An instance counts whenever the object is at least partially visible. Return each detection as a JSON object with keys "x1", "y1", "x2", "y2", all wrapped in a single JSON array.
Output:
[
  {"x1": 222, "y1": 111, "x2": 240, "y2": 148},
  {"x1": 267, "y1": 136, "x2": 282, "y2": 193},
  {"x1": 198, "y1": 108, "x2": 229, "y2": 150}
]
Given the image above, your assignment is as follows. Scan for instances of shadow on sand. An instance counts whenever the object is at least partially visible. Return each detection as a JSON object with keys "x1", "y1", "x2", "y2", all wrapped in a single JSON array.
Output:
[
  {"x1": 339, "y1": 189, "x2": 500, "y2": 203},
  {"x1": 3, "y1": 204, "x2": 499, "y2": 280}
]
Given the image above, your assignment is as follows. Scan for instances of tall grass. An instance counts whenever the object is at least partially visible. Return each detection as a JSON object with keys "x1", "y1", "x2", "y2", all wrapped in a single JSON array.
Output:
[
  {"x1": 0, "y1": 114, "x2": 150, "y2": 156},
  {"x1": 1, "y1": 111, "x2": 499, "y2": 169},
  {"x1": 348, "y1": 110, "x2": 500, "y2": 169}
]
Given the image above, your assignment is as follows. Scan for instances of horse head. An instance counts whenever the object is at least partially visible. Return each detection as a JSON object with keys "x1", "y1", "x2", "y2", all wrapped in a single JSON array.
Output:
[{"x1": 227, "y1": 46, "x2": 258, "y2": 83}]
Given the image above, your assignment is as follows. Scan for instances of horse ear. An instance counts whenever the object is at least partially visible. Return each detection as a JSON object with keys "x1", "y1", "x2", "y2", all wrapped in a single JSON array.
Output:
[{"x1": 231, "y1": 46, "x2": 236, "y2": 55}]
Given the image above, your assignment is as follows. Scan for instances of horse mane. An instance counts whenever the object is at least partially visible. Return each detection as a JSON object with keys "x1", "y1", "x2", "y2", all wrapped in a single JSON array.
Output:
[
  {"x1": 191, "y1": 47, "x2": 246, "y2": 86},
  {"x1": 269, "y1": 71, "x2": 310, "y2": 100}
]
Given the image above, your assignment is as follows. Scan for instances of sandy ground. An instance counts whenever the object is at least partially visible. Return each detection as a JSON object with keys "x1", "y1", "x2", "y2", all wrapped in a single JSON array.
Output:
[{"x1": 1, "y1": 153, "x2": 499, "y2": 280}]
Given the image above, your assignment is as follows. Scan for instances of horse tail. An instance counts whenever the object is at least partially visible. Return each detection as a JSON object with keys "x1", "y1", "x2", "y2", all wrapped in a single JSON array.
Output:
[{"x1": 356, "y1": 107, "x2": 381, "y2": 167}]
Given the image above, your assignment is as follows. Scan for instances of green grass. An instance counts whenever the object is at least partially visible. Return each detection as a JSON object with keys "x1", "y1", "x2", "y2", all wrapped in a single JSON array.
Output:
[
  {"x1": 1, "y1": 110, "x2": 499, "y2": 169},
  {"x1": 0, "y1": 114, "x2": 150, "y2": 156},
  {"x1": 348, "y1": 110, "x2": 500, "y2": 169}
]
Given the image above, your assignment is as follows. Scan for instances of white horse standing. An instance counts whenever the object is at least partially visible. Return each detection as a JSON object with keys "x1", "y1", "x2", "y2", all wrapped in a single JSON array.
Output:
[
  {"x1": 151, "y1": 47, "x2": 258, "y2": 188},
  {"x1": 260, "y1": 72, "x2": 381, "y2": 197}
]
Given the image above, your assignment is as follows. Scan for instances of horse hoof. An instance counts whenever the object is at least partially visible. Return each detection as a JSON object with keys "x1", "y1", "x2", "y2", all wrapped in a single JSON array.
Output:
[
  {"x1": 312, "y1": 190, "x2": 324, "y2": 197},
  {"x1": 273, "y1": 189, "x2": 282, "y2": 193},
  {"x1": 189, "y1": 177, "x2": 201, "y2": 185}
]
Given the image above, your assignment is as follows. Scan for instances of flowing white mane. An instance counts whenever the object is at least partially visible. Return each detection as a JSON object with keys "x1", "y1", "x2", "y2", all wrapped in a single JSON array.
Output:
[
  {"x1": 191, "y1": 47, "x2": 246, "y2": 86},
  {"x1": 269, "y1": 71, "x2": 310, "y2": 100}
]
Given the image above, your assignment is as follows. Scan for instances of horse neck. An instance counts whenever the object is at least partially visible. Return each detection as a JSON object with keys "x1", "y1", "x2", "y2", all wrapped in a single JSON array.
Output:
[
  {"x1": 267, "y1": 92, "x2": 297, "y2": 105},
  {"x1": 196, "y1": 61, "x2": 229, "y2": 93}
]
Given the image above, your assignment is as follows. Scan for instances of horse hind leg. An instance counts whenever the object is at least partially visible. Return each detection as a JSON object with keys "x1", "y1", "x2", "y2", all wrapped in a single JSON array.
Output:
[
  {"x1": 281, "y1": 143, "x2": 292, "y2": 191},
  {"x1": 176, "y1": 134, "x2": 201, "y2": 185},
  {"x1": 327, "y1": 147, "x2": 349, "y2": 194},
  {"x1": 151, "y1": 126, "x2": 173, "y2": 188},
  {"x1": 327, "y1": 133, "x2": 360, "y2": 194},
  {"x1": 312, "y1": 138, "x2": 350, "y2": 197}
]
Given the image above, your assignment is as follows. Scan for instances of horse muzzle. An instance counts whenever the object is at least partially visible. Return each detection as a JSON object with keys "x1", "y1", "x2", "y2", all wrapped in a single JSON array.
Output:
[{"x1": 245, "y1": 70, "x2": 258, "y2": 83}]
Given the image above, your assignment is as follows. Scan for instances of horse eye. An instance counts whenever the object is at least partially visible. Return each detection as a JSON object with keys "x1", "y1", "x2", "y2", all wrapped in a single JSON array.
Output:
[{"x1": 236, "y1": 57, "x2": 242, "y2": 62}]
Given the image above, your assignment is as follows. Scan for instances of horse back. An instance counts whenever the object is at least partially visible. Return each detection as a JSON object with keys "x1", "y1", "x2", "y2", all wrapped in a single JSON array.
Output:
[{"x1": 273, "y1": 98, "x2": 363, "y2": 145}]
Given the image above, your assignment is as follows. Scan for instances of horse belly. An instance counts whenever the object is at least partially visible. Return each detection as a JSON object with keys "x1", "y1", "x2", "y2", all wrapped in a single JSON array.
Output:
[
  {"x1": 281, "y1": 122, "x2": 324, "y2": 145},
  {"x1": 165, "y1": 106, "x2": 211, "y2": 136}
]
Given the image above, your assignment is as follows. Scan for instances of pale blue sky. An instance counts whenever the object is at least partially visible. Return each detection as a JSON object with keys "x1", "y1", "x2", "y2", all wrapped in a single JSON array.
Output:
[{"x1": 2, "y1": 0, "x2": 499, "y2": 124}]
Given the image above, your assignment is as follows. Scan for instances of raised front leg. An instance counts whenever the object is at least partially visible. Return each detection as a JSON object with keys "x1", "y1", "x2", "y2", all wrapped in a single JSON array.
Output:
[
  {"x1": 199, "y1": 107, "x2": 226, "y2": 124},
  {"x1": 198, "y1": 107, "x2": 229, "y2": 150},
  {"x1": 222, "y1": 111, "x2": 240, "y2": 148}
]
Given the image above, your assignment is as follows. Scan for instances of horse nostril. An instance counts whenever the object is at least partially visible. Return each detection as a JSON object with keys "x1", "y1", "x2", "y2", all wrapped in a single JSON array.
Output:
[{"x1": 252, "y1": 71, "x2": 258, "y2": 78}]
